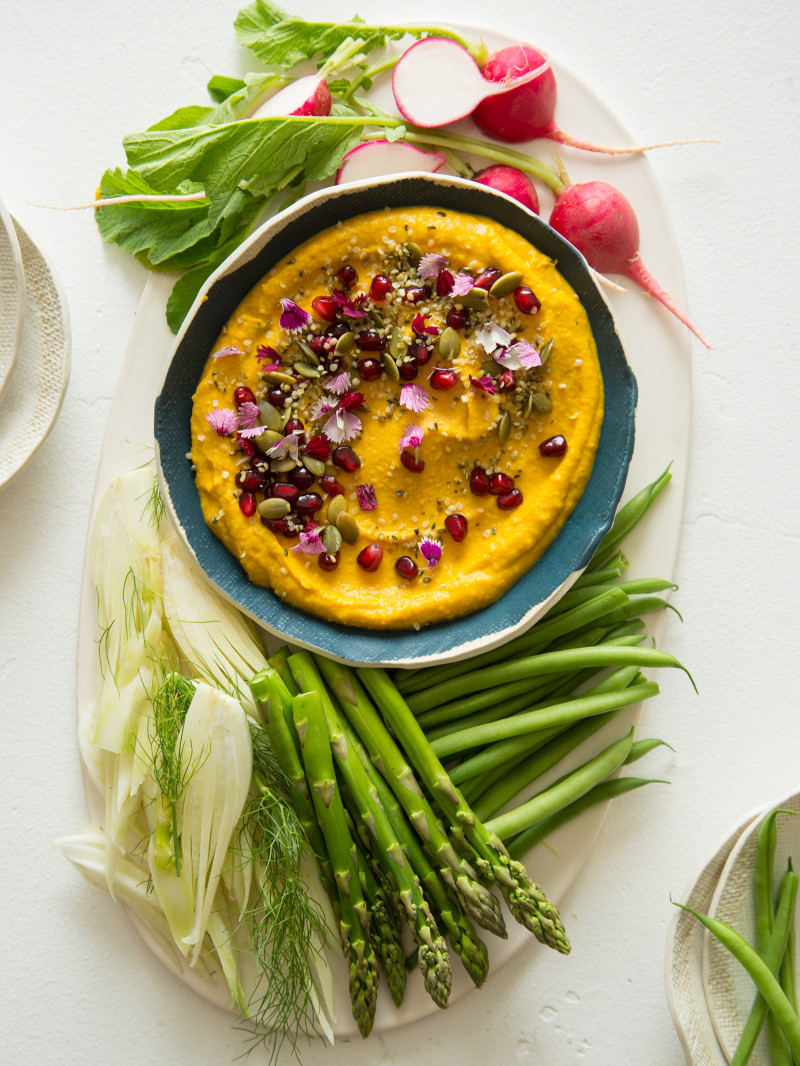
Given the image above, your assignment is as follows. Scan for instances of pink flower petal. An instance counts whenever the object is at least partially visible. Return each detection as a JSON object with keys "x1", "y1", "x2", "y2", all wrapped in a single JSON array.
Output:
[
  {"x1": 290, "y1": 529, "x2": 327, "y2": 555},
  {"x1": 311, "y1": 396, "x2": 337, "y2": 421},
  {"x1": 237, "y1": 401, "x2": 261, "y2": 429},
  {"x1": 503, "y1": 339, "x2": 542, "y2": 370},
  {"x1": 205, "y1": 408, "x2": 239, "y2": 436},
  {"x1": 256, "y1": 345, "x2": 280, "y2": 364},
  {"x1": 325, "y1": 371, "x2": 352, "y2": 395},
  {"x1": 399, "y1": 423, "x2": 424, "y2": 453},
  {"x1": 400, "y1": 383, "x2": 430, "y2": 413},
  {"x1": 324, "y1": 409, "x2": 362, "y2": 443},
  {"x1": 451, "y1": 273, "x2": 476, "y2": 297},
  {"x1": 279, "y1": 298, "x2": 311, "y2": 331},
  {"x1": 469, "y1": 374, "x2": 499, "y2": 395},
  {"x1": 419, "y1": 537, "x2": 442, "y2": 569},
  {"x1": 266, "y1": 433, "x2": 300, "y2": 460},
  {"x1": 238, "y1": 424, "x2": 268, "y2": 439},
  {"x1": 476, "y1": 321, "x2": 515, "y2": 354},
  {"x1": 342, "y1": 294, "x2": 368, "y2": 318},
  {"x1": 357, "y1": 484, "x2": 378, "y2": 510},
  {"x1": 412, "y1": 312, "x2": 439, "y2": 337},
  {"x1": 417, "y1": 252, "x2": 448, "y2": 280},
  {"x1": 212, "y1": 345, "x2": 242, "y2": 360}
]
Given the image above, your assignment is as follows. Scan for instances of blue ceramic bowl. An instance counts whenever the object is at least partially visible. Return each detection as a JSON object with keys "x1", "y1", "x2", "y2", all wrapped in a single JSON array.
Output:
[{"x1": 155, "y1": 174, "x2": 636, "y2": 667}]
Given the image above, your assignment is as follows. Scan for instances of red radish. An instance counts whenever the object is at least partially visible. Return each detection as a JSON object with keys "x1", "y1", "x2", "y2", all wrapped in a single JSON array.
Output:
[
  {"x1": 250, "y1": 74, "x2": 331, "y2": 119},
  {"x1": 336, "y1": 139, "x2": 447, "y2": 185},
  {"x1": 549, "y1": 180, "x2": 713, "y2": 348},
  {"x1": 392, "y1": 37, "x2": 550, "y2": 129},
  {"x1": 474, "y1": 45, "x2": 714, "y2": 154},
  {"x1": 473, "y1": 165, "x2": 539, "y2": 213}
]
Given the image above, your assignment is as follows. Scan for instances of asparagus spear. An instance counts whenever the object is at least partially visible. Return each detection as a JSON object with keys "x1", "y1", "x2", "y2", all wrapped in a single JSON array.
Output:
[
  {"x1": 359, "y1": 668, "x2": 570, "y2": 954},
  {"x1": 315, "y1": 654, "x2": 507, "y2": 939},
  {"x1": 291, "y1": 690, "x2": 379, "y2": 1039}
]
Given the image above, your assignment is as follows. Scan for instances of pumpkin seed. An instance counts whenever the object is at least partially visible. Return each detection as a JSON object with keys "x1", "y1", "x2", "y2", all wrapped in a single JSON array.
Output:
[
  {"x1": 321, "y1": 525, "x2": 342, "y2": 555},
  {"x1": 295, "y1": 339, "x2": 319, "y2": 365},
  {"x1": 271, "y1": 457, "x2": 297, "y2": 473},
  {"x1": 369, "y1": 308, "x2": 385, "y2": 329},
  {"x1": 498, "y1": 410, "x2": 512, "y2": 447},
  {"x1": 262, "y1": 370, "x2": 296, "y2": 386},
  {"x1": 336, "y1": 511, "x2": 360, "y2": 544},
  {"x1": 334, "y1": 331, "x2": 355, "y2": 355},
  {"x1": 524, "y1": 392, "x2": 535, "y2": 419},
  {"x1": 489, "y1": 271, "x2": 523, "y2": 300},
  {"x1": 260, "y1": 429, "x2": 285, "y2": 448},
  {"x1": 533, "y1": 392, "x2": 553, "y2": 413},
  {"x1": 258, "y1": 401, "x2": 283, "y2": 431},
  {"x1": 405, "y1": 241, "x2": 424, "y2": 266},
  {"x1": 437, "y1": 326, "x2": 461, "y2": 362},
  {"x1": 326, "y1": 494, "x2": 348, "y2": 525},
  {"x1": 389, "y1": 326, "x2": 408, "y2": 360},
  {"x1": 539, "y1": 337, "x2": 554, "y2": 364},
  {"x1": 459, "y1": 286, "x2": 490, "y2": 310},
  {"x1": 257, "y1": 498, "x2": 291, "y2": 520},
  {"x1": 381, "y1": 351, "x2": 400, "y2": 382},
  {"x1": 294, "y1": 361, "x2": 320, "y2": 378},
  {"x1": 304, "y1": 456, "x2": 327, "y2": 477}
]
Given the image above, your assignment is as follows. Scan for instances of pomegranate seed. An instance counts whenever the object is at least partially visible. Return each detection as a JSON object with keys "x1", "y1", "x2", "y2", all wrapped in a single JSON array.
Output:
[
  {"x1": 444, "y1": 513, "x2": 468, "y2": 542},
  {"x1": 326, "y1": 321, "x2": 350, "y2": 339},
  {"x1": 370, "y1": 274, "x2": 393, "y2": 299},
  {"x1": 312, "y1": 295, "x2": 338, "y2": 321},
  {"x1": 539, "y1": 434, "x2": 568, "y2": 457},
  {"x1": 337, "y1": 264, "x2": 358, "y2": 289},
  {"x1": 238, "y1": 437, "x2": 257, "y2": 459},
  {"x1": 398, "y1": 361, "x2": 418, "y2": 381},
  {"x1": 409, "y1": 340, "x2": 431, "y2": 366},
  {"x1": 267, "y1": 387, "x2": 289, "y2": 407},
  {"x1": 474, "y1": 266, "x2": 502, "y2": 291},
  {"x1": 395, "y1": 556, "x2": 419, "y2": 580},
  {"x1": 514, "y1": 285, "x2": 541, "y2": 315},
  {"x1": 497, "y1": 488, "x2": 524, "y2": 509},
  {"x1": 400, "y1": 450, "x2": 425, "y2": 473},
  {"x1": 285, "y1": 417, "x2": 305, "y2": 435},
  {"x1": 445, "y1": 307, "x2": 468, "y2": 330},
  {"x1": 262, "y1": 517, "x2": 295, "y2": 537},
  {"x1": 357, "y1": 330, "x2": 387, "y2": 352},
  {"x1": 496, "y1": 369, "x2": 516, "y2": 391},
  {"x1": 470, "y1": 467, "x2": 490, "y2": 495},
  {"x1": 288, "y1": 465, "x2": 315, "y2": 490},
  {"x1": 320, "y1": 475, "x2": 345, "y2": 496},
  {"x1": 235, "y1": 468, "x2": 264, "y2": 491},
  {"x1": 490, "y1": 472, "x2": 515, "y2": 495},
  {"x1": 272, "y1": 482, "x2": 300, "y2": 504},
  {"x1": 309, "y1": 334, "x2": 335, "y2": 353},
  {"x1": 234, "y1": 386, "x2": 256, "y2": 407},
  {"x1": 318, "y1": 551, "x2": 340, "y2": 571},
  {"x1": 436, "y1": 269, "x2": 454, "y2": 297},
  {"x1": 357, "y1": 543, "x2": 383, "y2": 571},
  {"x1": 332, "y1": 446, "x2": 361, "y2": 472},
  {"x1": 358, "y1": 357, "x2": 382, "y2": 381},
  {"x1": 238, "y1": 492, "x2": 257, "y2": 517},
  {"x1": 296, "y1": 493, "x2": 323, "y2": 515},
  {"x1": 430, "y1": 367, "x2": 457, "y2": 390},
  {"x1": 403, "y1": 285, "x2": 430, "y2": 304}
]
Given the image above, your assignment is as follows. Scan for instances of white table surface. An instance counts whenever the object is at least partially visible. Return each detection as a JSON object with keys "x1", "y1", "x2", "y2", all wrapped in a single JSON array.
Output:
[{"x1": 2, "y1": 0, "x2": 798, "y2": 1062}]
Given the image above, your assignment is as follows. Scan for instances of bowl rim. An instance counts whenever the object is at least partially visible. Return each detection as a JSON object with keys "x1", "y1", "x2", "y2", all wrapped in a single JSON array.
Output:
[{"x1": 154, "y1": 172, "x2": 637, "y2": 667}]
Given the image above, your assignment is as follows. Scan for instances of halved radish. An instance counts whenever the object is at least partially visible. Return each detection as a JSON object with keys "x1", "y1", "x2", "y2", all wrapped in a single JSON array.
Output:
[
  {"x1": 250, "y1": 74, "x2": 332, "y2": 119},
  {"x1": 392, "y1": 37, "x2": 550, "y2": 129},
  {"x1": 336, "y1": 140, "x2": 447, "y2": 184}
]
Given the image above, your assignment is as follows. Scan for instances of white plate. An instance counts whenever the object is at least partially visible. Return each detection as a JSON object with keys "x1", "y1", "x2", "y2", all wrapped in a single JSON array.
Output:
[
  {"x1": 76, "y1": 21, "x2": 692, "y2": 1037},
  {"x1": 703, "y1": 790, "x2": 800, "y2": 1064},
  {"x1": 0, "y1": 192, "x2": 26, "y2": 406},
  {"x1": 666, "y1": 802, "x2": 768, "y2": 1066},
  {"x1": 0, "y1": 216, "x2": 71, "y2": 489}
]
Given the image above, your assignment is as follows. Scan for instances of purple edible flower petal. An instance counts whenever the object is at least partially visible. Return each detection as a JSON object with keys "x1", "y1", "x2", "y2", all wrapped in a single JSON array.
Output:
[
  {"x1": 238, "y1": 424, "x2": 268, "y2": 439},
  {"x1": 290, "y1": 528, "x2": 327, "y2": 555},
  {"x1": 212, "y1": 345, "x2": 242, "y2": 360},
  {"x1": 266, "y1": 433, "x2": 300, "y2": 460},
  {"x1": 324, "y1": 409, "x2": 362, "y2": 443},
  {"x1": 419, "y1": 537, "x2": 442, "y2": 569},
  {"x1": 311, "y1": 396, "x2": 337, "y2": 421},
  {"x1": 399, "y1": 422, "x2": 424, "y2": 453},
  {"x1": 469, "y1": 374, "x2": 499, "y2": 395},
  {"x1": 417, "y1": 252, "x2": 448, "y2": 280},
  {"x1": 237, "y1": 401, "x2": 261, "y2": 429},
  {"x1": 495, "y1": 339, "x2": 541, "y2": 371},
  {"x1": 412, "y1": 312, "x2": 439, "y2": 337},
  {"x1": 476, "y1": 321, "x2": 515, "y2": 354},
  {"x1": 325, "y1": 371, "x2": 351, "y2": 395},
  {"x1": 450, "y1": 273, "x2": 476, "y2": 297},
  {"x1": 357, "y1": 484, "x2": 378, "y2": 510},
  {"x1": 279, "y1": 298, "x2": 311, "y2": 331},
  {"x1": 205, "y1": 407, "x2": 239, "y2": 436},
  {"x1": 400, "y1": 383, "x2": 430, "y2": 413}
]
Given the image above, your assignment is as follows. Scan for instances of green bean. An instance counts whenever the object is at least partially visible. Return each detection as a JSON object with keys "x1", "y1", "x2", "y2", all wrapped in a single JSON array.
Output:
[
  {"x1": 507, "y1": 777, "x2": 666, "y2": 860},
  {"x1": 547, "y1": 578, "x2": 678, "y2": 617},
  {"x1": 625, "y1": 738, "x2": 674, "y2": 764},
  {"x1": 586, "y1": 467, "x2": 672, "y2": 573},
  {"x1": 676, "y1": 904, "x2": 800, "y2": 1061},
  {"x1": 570, "y1": 551, "x2": 628, "y2": 588},
  {"x1": 731, "y1": 862, "x2": 798, "y2": 1066}
]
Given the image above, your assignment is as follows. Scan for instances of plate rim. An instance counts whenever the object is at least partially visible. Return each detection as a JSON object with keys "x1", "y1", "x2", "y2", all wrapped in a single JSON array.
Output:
[{"x1": 0, "y1": 191, "x2": 27, "y2": 408}]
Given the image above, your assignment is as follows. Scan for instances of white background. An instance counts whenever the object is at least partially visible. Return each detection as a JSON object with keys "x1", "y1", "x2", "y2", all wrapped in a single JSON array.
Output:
[{"x1": 1, "y1": 0, "x2": 798, "y2": 1062}]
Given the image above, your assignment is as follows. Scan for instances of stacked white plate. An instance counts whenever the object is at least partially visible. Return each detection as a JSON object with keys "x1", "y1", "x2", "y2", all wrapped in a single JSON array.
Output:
[
  {"x1": 0, "y1": 191, "x2": 70, "y2": 489},
  {"x1": 666, "y1": 789, "x2": 800, "y2": 1065}
]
